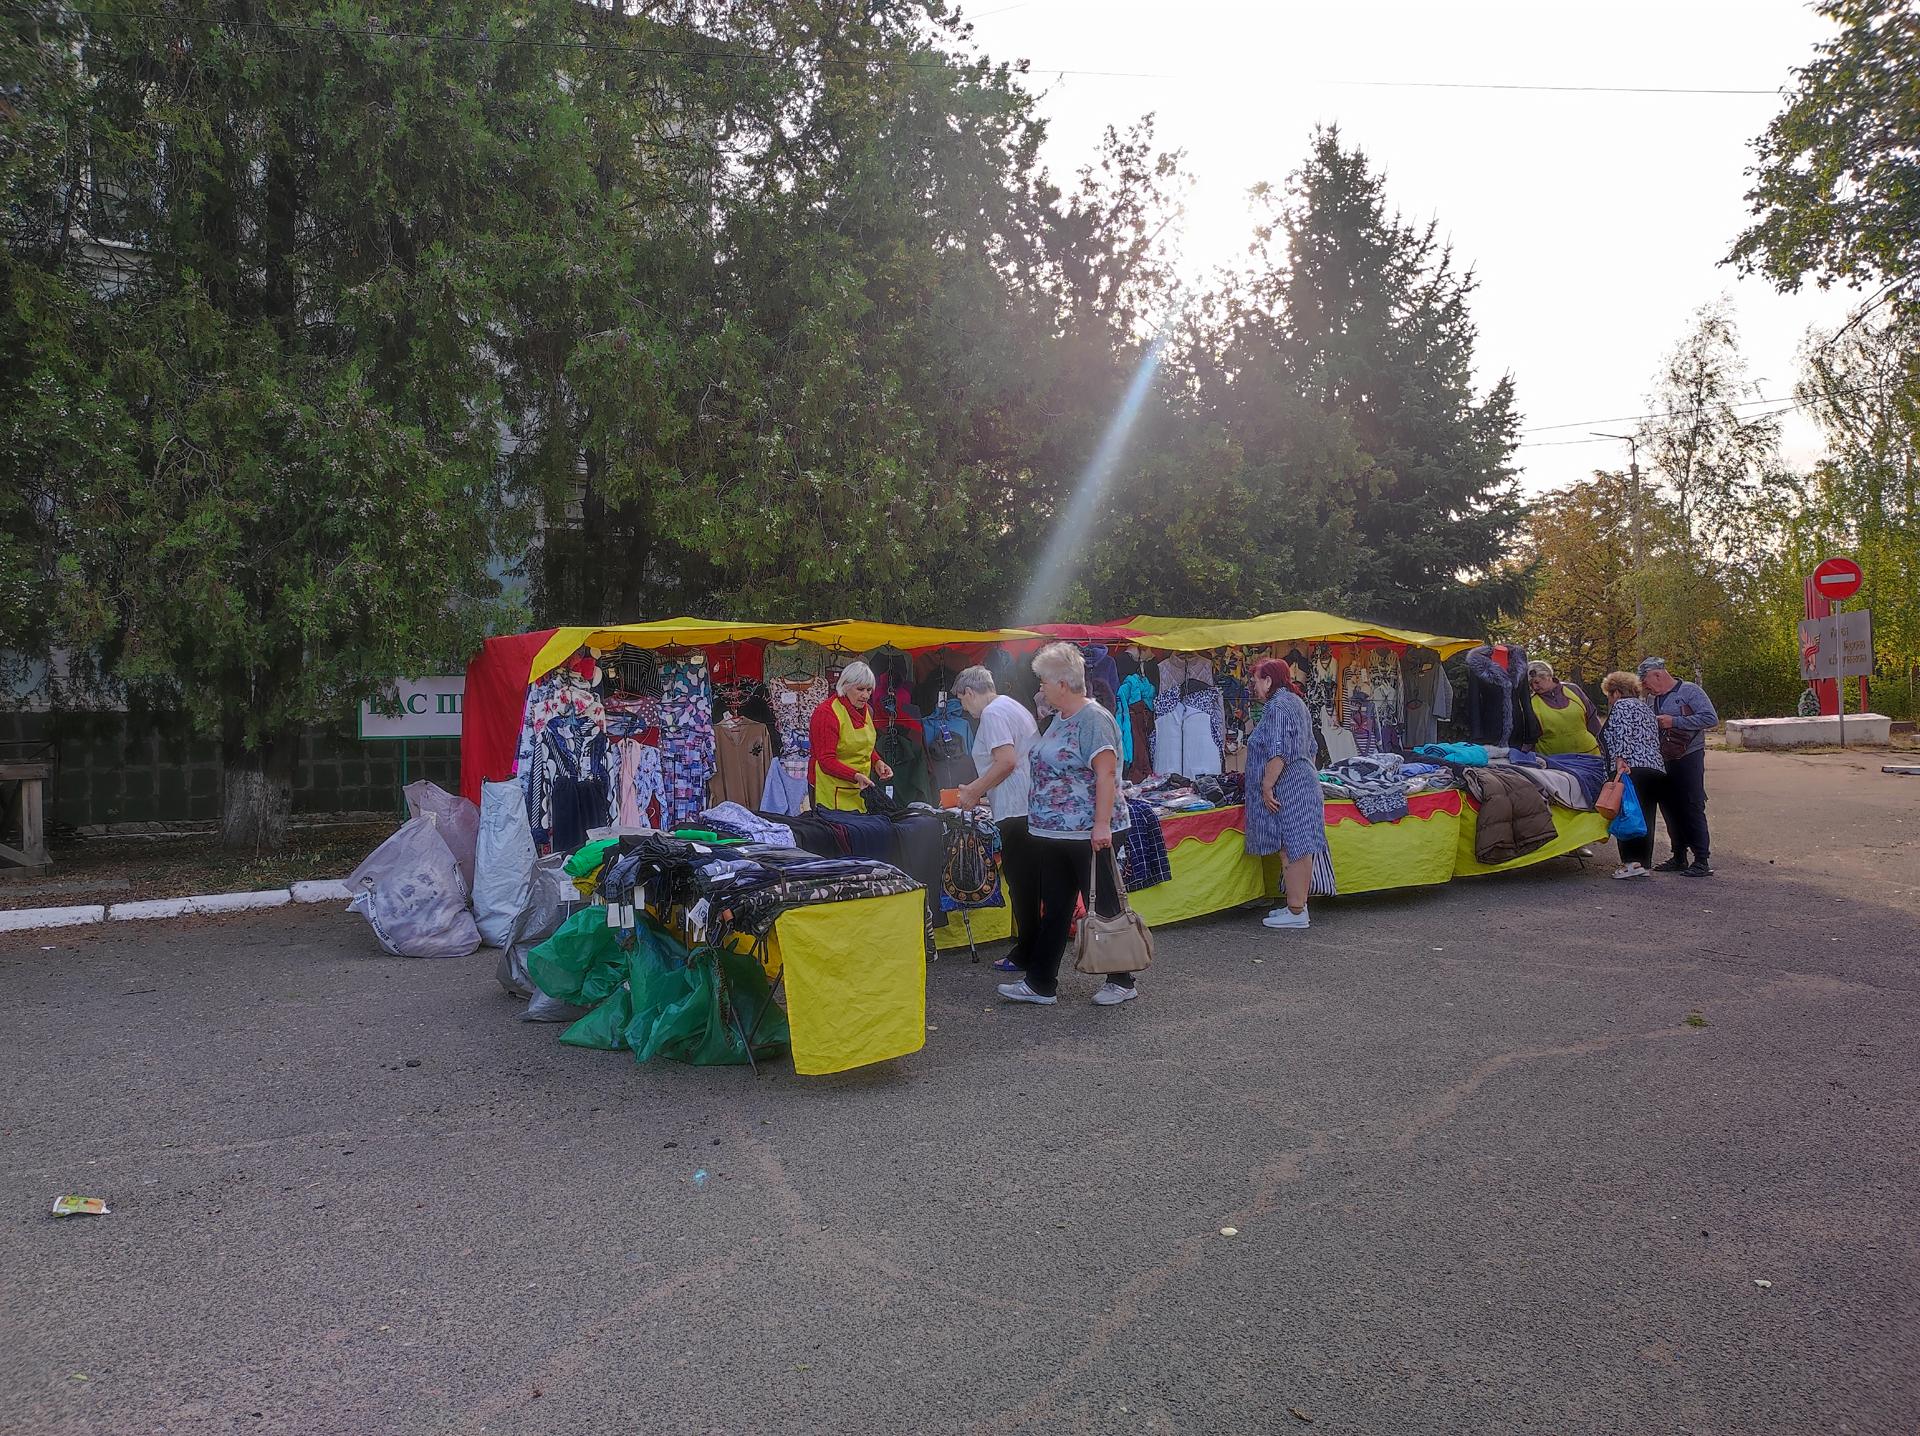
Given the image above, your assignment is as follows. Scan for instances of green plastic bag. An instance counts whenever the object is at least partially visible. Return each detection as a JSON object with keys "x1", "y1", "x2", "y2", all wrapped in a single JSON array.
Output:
[
  {"x1": 560, "y1": 983, "x2": 634, "y2": 1050},
  {"x1": 527, "y1": 907, "x2": 626, "y2": 1007},
  {"x1": 622, "y1": 919, "x2": 789, "y2": 1066}
]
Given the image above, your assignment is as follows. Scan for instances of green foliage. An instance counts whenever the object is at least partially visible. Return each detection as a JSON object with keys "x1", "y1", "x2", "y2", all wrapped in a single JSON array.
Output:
[
  {"x1": 1512, "y1": 472, "x2": 1669, "y2": 684},
  {"x1": 1730, "y1": 0, "x2": 1920, "y2": 314},
  {"x1": 4, "y1": 5, "x2": 1533, "y2": 844},
  {"x1": 1203, "y1": 129, "x2": 1525, "y2": 632},
  {"x1": 2, "y1": 0, "x2": 606, "y2": 838}
]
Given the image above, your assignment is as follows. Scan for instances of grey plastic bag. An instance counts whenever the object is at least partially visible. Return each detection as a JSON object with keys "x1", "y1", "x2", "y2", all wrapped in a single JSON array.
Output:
[
  {"x1": 497, "y1": 854, "x2": 573, "y2": 998},
  {"x1": 346, "y1": 815, "x2": 483, "y2": 958},
  {"x1": 473, "y1": 779, "x2": 537, "y2": 947},
  {"x1": 403, "y1": 780, "x2": 479, "y2": 895}
]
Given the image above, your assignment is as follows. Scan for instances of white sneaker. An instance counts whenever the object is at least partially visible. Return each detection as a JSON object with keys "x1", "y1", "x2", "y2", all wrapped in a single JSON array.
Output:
[
  {"x1": 997, "y1": 980, "x2": 1056, "y2": 1006},
  {"x1": 1092, "y1": 982, "x2": 1138, "y2": 1006},
  {"x1": 1262, "y1": 907, "x2": 1310, "y2": 929}
]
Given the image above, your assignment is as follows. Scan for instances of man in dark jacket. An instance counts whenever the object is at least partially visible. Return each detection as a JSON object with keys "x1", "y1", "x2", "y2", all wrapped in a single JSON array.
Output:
[{"x1": 1638, "y1": 658, "x2": 1719, "y2": 877}]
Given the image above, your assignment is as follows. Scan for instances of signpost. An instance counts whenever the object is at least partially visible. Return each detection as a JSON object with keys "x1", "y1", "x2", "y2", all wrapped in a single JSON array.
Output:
[
  {"x1": 1803, "y1": 557, "x2": 1870, "y2": 728},
  {"x1": 359, "y1": 677, "x2": 466, "y2": 805},
  {"x1": 1810, "y1": 556, "x2": 1864, "y2": 603}
]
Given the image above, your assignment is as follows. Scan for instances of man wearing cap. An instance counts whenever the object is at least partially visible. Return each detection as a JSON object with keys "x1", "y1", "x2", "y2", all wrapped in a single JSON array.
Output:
[{"x1": 1637, "y1": 658, "x2": 1719, "y2": 877}]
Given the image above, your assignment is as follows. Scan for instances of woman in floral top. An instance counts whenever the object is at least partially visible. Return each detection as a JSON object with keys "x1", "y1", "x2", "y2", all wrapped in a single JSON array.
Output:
[
  {"x1": 1599, "y1": 670, "x2": 1664, "y2": 880},
  {"x1": 997, "y1": 642, "x2": 1138, "y2": 1009}
]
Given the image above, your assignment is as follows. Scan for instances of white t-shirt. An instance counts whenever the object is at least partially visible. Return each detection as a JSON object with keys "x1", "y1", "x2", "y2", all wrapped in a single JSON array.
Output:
[{"x1": 971, "y1": 695, "x2": 1038, "y2": 822}]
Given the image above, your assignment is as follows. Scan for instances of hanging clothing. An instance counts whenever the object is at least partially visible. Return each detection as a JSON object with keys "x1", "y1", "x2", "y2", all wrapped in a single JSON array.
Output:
[
  {"x1": 658, "y1": 655, "x2": 719, "y2": 828},
  {"x1": 1464, "y1": 645, "x2": 1542, "y2": 748},
  {"x1": 1151, "y1": 701, "x2": 1222, "y2": 777},
  {"x1": 1155, "y1": 653, "x2": 1213, "y2": 696},
  {"x1": 541, "y1": 722, "x2": 612, "y2": 853},
  {"x1": 1118, "y1": 798, "x2": 1171, "y2": 891},
  {"x1": 1115, "y1": 674, "x2": 1156, "y2": 766},
  {"x1": 613, "y1": 739, "x2": 667, "y2": 829},
  {"x1": 514, "y1": 664, "x2": 608, "y2": 842},
  {"x1": 809, "y1": 695, "x2": 879, "y2": 812},
  {"x1": 1080, "y1": 645, "x2": 1121, "y2": 703},
  {"x1": 1401, "y1": 649, "x2": 1450, "y2": 747},
  {"x1": 761, "y1": 754, "x2": 811, "y2": 817},
  {"x1": 710, "y1": 717, "x2": 775, "y2": 808},
  {"x1": 924, "y1": 698, "x2": 977, "y2": 795}
]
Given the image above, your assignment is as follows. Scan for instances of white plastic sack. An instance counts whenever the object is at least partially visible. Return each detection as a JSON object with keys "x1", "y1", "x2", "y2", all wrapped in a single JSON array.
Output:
[
  {"x1": 496, "y1": 854, "x2": 572, "y2": 998},
  {"x1": 346, "y1": 815, "x2": 483, "y2": 958},
  {"x1": 404, "y1": 780, "x2": 479, "y2": 895},
  {"x1": 473, "y1": 779, "x2": 537, "y2": 947}
]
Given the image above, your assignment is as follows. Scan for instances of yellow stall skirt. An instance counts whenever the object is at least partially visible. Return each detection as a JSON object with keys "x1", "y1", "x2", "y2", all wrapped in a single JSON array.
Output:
[
  {"x1": 763, "y1": 890, "x2": 927, "y2": 1075},
  {"x1": 933, "y1": 796, "x2": 1609, "y2": 954}
]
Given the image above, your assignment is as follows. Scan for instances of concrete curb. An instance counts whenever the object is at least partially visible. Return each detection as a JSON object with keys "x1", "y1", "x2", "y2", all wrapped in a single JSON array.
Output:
[
  {"x1": 0, "y1": 905, "x2": 108, "y2": 933},
  {"x1": 291, "y1": 879, "x2": 353, "y2": 903},
  {"x1": 3, "y1": 880, "x2": 353, "y2": 933},
  {"x1": 109, "y1": 890, "x2": 293, "y2": 922}
]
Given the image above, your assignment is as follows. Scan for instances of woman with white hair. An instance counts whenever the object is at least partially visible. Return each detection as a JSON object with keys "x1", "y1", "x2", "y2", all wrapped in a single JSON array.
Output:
[
  {"x1": 807, "y1": 660, "x2": 894, "y2": 811},
  {"x1": 997, "y1": 642, "x2": 1139, "y2": 1008},
  {"x1": 1525, "y1": 659, "x2": 1601, "y2": 757},
  {"x1": 951, "y1": 664, "x2": 1040, "y2": 974}
]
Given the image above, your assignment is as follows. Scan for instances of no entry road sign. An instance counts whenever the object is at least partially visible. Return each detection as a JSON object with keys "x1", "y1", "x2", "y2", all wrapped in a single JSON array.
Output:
[{"x1": 1812, "y1": 556, "x2": 1864, "y2": 601}]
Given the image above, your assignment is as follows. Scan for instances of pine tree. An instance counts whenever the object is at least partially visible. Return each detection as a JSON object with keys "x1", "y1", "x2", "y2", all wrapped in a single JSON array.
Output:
[{"x1": 1239, "y1": 128, "x2": 1525, "y2": 632}]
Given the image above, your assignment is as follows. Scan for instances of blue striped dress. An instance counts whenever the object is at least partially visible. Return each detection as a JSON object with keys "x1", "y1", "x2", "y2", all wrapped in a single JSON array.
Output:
[{"x1": 1242, "y1": 689, "x2": 1329, "y2": 860}]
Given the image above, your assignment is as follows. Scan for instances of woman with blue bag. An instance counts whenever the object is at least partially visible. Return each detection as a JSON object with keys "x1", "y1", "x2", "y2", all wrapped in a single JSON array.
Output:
[{"x1": 1599, "y1": 671, "x2": 1662, "y2": 879}]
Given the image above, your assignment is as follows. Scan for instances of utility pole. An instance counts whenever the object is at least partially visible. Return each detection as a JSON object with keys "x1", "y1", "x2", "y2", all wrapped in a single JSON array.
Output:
[{"x1": 1594, "y1": 431, "x2": 1645, "y2": 652}]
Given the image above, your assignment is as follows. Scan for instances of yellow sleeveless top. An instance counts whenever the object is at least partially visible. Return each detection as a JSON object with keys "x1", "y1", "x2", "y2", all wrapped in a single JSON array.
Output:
[{"x1": 1532, "y1": 687, "x2": 1600, "y2": 756}]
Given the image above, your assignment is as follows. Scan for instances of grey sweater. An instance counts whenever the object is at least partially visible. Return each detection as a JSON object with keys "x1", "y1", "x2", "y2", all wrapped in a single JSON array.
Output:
[{"x1": 1652, "y1": 680, "x2": 1718, "y2": 757}]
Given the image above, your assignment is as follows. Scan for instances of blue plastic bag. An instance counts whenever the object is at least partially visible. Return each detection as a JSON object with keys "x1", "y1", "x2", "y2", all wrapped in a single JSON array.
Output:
[{"x1": 1610, "y1": 773, "x2": 1648, "y2": 840}]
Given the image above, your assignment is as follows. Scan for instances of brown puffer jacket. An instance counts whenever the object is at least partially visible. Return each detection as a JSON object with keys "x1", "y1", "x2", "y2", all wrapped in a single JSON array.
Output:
[{"x1": 1464, "y1": 765, "x2": 1557, "y2": 864}]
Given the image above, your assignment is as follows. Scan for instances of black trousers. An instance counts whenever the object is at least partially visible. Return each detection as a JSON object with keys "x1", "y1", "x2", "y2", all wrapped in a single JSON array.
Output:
[
  {"x1": 1015, "y1": 835, "x2": 1132, "y2": 997},
  {"x1": 1657, "y1": 748, "x2": 1710, "y2": 863},
  {"x1": 1616, "y1": 766, "x2": 1662, "y2": 868},
  {"x1": 998, "y1": 816, "x2": 1038, "y2": 967}
]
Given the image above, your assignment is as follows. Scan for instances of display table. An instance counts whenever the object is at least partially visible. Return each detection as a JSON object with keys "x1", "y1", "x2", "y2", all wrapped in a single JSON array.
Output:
[
  {"x1": 932, "y1": 795, "x2": 1610, "y2": 952},
  {"x1": 541, "y1": 888, "x2": 927, "y2": 1077},
  {"x1": 756, "y1": 890, "x2": 927, "y2": 1076}
]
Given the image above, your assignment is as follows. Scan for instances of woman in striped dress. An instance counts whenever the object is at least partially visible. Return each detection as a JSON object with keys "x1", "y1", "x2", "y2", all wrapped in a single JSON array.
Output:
[{"x1": 1243, "y1": 658, "x2": 1329, "y2": 930}]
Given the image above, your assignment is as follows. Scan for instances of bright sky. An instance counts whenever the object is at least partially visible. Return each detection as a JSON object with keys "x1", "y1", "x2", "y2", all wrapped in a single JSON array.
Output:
[{"x1": 962, "y1": 0, "x2": 1857, "y2": 494}]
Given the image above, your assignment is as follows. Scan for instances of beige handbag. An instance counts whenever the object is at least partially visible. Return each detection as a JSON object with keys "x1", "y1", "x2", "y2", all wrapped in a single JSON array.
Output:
[{"x1": 1072, "y1": 847, "x2": 1154, "y2": 976}]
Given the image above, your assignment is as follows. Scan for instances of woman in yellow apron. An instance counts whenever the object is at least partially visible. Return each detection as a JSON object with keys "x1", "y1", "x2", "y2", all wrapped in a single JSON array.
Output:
[
  {"x1": 1527, "y1": 660, "x2": 1602, "y2": 756},
  {"x1": 808, "y1": 661, "x2": 894, "y2": 810}
]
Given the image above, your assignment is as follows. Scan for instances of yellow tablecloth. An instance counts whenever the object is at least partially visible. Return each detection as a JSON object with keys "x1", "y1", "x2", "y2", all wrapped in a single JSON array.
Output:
[
  {"x1": 931, "y1": 796, "x2": 1606, "y2": 952},
  {"x1": 762, "y1": 890, "x2": 926, "y2": 1075},
  {"x1": 1318, "y1": 796, "x2": 1462, "y2": 894},
  {"x1": 1453, "y1": 803, "x2": 1611, "y2": 876}
]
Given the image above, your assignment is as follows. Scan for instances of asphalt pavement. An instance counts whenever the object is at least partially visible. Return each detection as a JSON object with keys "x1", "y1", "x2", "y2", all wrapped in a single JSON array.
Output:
[{"x1": 2, "y1": 749, "x2": 1916, "y2": 1435}]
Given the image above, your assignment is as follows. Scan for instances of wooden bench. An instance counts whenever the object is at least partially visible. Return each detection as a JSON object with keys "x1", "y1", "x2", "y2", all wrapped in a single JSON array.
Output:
[{"x1": 0, "y1": 759, "x2": 53, "y2": 875}]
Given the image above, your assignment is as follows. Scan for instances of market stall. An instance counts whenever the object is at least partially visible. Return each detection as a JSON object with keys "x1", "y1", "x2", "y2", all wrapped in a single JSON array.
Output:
[{"x1": 462, "y1": 608, "x2": 1615, "y2": 1070}]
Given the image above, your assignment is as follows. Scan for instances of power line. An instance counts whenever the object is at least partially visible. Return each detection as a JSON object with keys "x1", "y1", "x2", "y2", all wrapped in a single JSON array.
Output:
[
  {"x1": 1518, "y1": 378, "x2": 1903, "y2": 438},
  {"x1": 1328, "y1": 79, "x2": 1777, "y2": 97},
  {"x1": 1516, "y1": 396, "x2": 1818, "y2": 450}
]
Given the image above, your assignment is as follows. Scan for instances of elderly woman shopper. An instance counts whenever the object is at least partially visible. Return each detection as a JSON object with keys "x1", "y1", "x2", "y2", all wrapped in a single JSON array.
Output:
[
  {"x1": 996, "y1": 642, "x2": 1138, "y2": 1008},
  {"x1": 950, "y1": 665, "x2": 1040, "y2": 975},
  {"x1": 807, "y1": 661, "x2": 894, "y2": 812},
  {"x1": 1639, "y1": 657, "x2": 1719, "y2": 877},
  {"x1": 1527, "y1": 660, "x2": 1602, "y2": 757},
  {"x1": 1598, "y1": 671, "x2": 1664, "y2": 880},
  {"x1": 1244, "y1": 658, "x2": 1329, "y2": 929}
]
